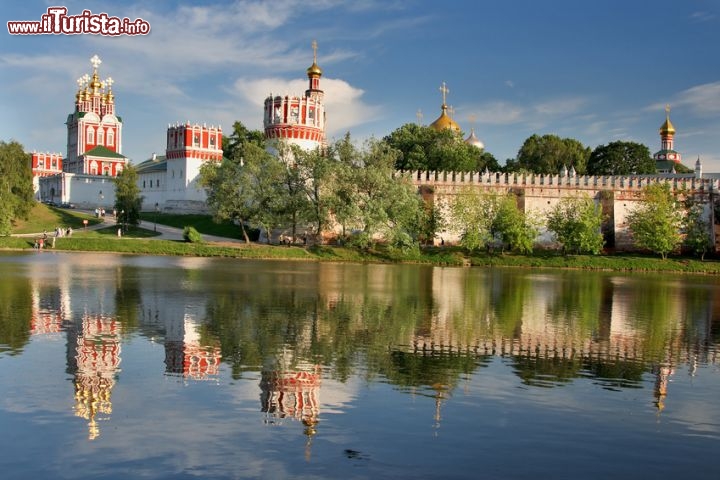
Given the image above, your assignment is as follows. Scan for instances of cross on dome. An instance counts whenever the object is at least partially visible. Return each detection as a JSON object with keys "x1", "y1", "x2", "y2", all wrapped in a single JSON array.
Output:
[
  {"x1": 439, "y1": 82, "x2": 449, "y2": 106},
  {"x1": 82, "y1": 73, "x2": 90, "y2": 84},
  {"x1": 105, "y1": 77, "x2": 114, "y2": 89},
  {"x1": 90, "y1": 54, "x2": 102, "y2": 70},
  {"x1": 77, "y1": 77, "x2": 84, "y2": 88},
  {"x1": 312, "y1": 40, "x2": 318, "y2": 64},
  {"x1": 416, "y1": 109, "x2": 423, "y2": 125}
]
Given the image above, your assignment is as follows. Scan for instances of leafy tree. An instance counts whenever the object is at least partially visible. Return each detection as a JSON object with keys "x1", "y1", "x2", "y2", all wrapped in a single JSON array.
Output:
[
  {"x1": 587, "y1": 141, "x2": 655, "y2": 175},
  {"x1": 199, "y1": 147, "x2": 257, "y2": 243},
  {"x1": 683, "y1": 200, "x2": 712, "y2": 260},
  {"x1": 450, "y1": 188, "x2": 496, "y2": 251},
  {"x1": 626, "y1": 183, "x2": 683, "y2": 259},
  {"x1": 113, "y1": 165, "x2": 143, "y2": 229},
  {"x1": 384, "y1": 123, "x2": 499, "y2": 172},
  {"x1": 327, "y1": 134, "x2": 362, "y2": 238},
  {"x1": 295, "y1": 146, "x2": 336, "y2": 242},
  {"x1": 274, "y1": 143, "x2": 311, "y2": 243},
  {"x1": 0, "y1": 140, "x2": 34, "y2": 235},
  {"x1": 492, "y1": 195, "x2": 539, "y2": 254},
  {"x1": 352, "y1": 139, "x2": 423, "y2": 247},
  {"x1": 513, "y1": 134, "x2": 591, "y2": 174},
  {"x1": 222, "y1": 121, "x2": 265, "y2": 160},
  {"x1": 546, "y1": 195, "x2": 604, "y2": 254}
]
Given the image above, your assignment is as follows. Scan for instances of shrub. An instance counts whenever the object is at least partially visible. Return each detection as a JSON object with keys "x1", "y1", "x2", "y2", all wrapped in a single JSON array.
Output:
[{"x1": 183, "y1": 226, "x2": 203, "y2": 243}]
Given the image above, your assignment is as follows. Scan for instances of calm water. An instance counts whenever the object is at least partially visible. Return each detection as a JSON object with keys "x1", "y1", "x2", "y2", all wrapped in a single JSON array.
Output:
[{"x1": 0, "y1": 251, "x2": 719, "y2": 479}]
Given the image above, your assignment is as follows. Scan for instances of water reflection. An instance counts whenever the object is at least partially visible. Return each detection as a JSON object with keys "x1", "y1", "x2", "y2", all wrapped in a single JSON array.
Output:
[{"x1": 1, "y1": 252, "x2": 719, "y2": 451}]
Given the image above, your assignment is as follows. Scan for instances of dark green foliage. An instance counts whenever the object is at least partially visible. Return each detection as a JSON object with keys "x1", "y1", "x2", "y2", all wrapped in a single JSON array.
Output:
[
  {"x1": 0, "y1": 140, "x2": 34, "y2": 235},
  {"x1": 587, "y1": 141, "x2": 656, "y2": 175},
  {"x1": 511, "y1": 134, "x2": 591, "y2": 174},
  {"x1": 113, "y1": 165, "x2": 143, "y2": 228},
  {"x1": 183, "y1": 225, "x2": 203, "y2": 243},
  {"x1": 384, "y1": 123, "x2": 499, "y2": 172}
]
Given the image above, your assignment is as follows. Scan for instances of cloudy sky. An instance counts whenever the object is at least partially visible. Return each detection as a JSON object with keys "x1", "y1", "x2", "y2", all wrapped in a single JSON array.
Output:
[{"x1": 3, "y1": 0, "x2": 720, "y2": 170}]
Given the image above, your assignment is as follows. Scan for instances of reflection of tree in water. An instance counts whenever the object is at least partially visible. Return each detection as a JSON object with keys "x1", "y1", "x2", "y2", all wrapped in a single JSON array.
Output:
[{"x1": 0, "y1": 274, "x2": 33, "y2": 354}]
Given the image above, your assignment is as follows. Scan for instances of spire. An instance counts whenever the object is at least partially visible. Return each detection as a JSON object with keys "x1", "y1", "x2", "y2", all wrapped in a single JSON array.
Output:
[
  {"x1": 659, "y1": 104, "x2": 676, "y2": 136},
  {"x1": 306, "y1": 40, "x2": 323, "y2": 78}
]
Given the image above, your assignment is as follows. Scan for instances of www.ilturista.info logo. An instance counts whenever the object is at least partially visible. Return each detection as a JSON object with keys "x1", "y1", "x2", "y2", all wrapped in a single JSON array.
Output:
[{"x1": 7, "y1": 6, "x2": 150, "y2": 36}]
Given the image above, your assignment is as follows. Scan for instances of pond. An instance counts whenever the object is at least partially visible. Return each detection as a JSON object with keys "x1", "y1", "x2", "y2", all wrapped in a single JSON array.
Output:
[{"x1": 0, "y1": 251, "x2": 719, "y2": 479}]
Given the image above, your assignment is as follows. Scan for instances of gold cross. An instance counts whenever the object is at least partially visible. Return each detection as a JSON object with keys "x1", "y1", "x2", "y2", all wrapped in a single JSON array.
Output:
[
  {"x1": 439, "y1": 82, "x2": 449, "y2": 105},
  {"x1": 416, "y1": 109, "x2": 423, "y2": 124},
  {"x1": 312, "y1": 40, "x2": 318, "y2": 64}
]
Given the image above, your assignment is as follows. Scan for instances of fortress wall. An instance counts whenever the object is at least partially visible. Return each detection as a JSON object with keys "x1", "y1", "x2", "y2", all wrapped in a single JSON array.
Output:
[{"x1": 403, "y1": 170, "x2": 718, "y2": 251}]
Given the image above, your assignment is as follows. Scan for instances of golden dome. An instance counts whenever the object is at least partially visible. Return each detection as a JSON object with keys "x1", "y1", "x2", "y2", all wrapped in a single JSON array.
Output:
[
  {"x1": 659, "y1": 117, "x2": 675, "y2": 136},
  {"x1": 307, "y1": 62, "x2": 323, "y2": 77},
  {"x1": 659, "y1": 105, "x2": 675, "y2": 136},
  {"x1": 430, "y1": 105, "x2": 461, "y2": 132}
]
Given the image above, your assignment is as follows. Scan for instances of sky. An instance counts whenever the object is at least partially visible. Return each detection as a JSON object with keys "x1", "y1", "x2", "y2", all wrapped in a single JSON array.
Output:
[{"x1": 2, "y1": 0, "x2": 720, "y2": 171}]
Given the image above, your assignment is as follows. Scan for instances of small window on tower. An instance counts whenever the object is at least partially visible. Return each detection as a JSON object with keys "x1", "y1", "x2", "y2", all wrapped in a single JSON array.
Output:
[
  {"x1": 97, "y1": 128, "x2": 104, "y2": 146},
  {"x1": 107, "y1": 130, "x2": 114, "y2": 146},
  {"x1": 210, "y1": 135, "x2": 215, "y2": 147},
  {"x1": 194, "y1": 133, "x2": 200, "y2": 146},
  {"x1": 87, "y1": 127, "x2": 95, "y2": 144}
]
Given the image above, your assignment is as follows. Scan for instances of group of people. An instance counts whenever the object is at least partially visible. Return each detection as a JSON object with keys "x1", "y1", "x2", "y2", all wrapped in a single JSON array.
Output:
[{"x1": 33, "y1": 226, "x2": 73, "y2": 250}]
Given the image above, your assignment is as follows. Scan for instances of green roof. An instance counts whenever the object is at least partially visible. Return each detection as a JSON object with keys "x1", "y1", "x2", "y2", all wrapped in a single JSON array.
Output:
[
  {"x1": 82, "y1": 145, "x2": 127, "y2": 159},
  {"x1": 135, "y1": 155, "x2": 168, "y2": 173}
]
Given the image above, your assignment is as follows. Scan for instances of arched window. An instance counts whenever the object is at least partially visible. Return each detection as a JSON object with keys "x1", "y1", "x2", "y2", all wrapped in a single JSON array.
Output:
[
  {"x1": 107, "y1": 130, "x2": 114, "y2": 146},
  {"x1": 97, "y1": 128, "x2": 104, "y2": 146},
  {"x1": 87, "y1": 126, "x2": 95, "y2": 145}
]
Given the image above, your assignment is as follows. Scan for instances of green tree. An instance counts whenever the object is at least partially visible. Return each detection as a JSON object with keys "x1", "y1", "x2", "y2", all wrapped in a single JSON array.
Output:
[
  {"x1": 587, "y1": 141, "x2": 656, "y2": 175},
  {"x1": 450, "y1": 188, "x2": 496, "y2": 251},
  {"x1": 546, "y1": 195, "x2": 604, "y2": 254},
  {"x1": 683, "y1": 200, "x2": 712, "y2": 260},
  {"x1": 327, "y1": 135, "x2": 362, "y2": 239},
  {"x1": 626, "y1": 183, "x2": 683, "y2": 259},
  {"x1": 0, "y1": 140, "x2": 34, "y2": 235},
  {"x1": 113, "y1": 165, "x2": 143, "y2": 229},
  {"x1": 295, "y1": 146, "x2": 336, "y2": 242},
  {"x1": 492, "y1": 195, "x2": 539, "y2": 254},
  {"x1": 222, "y1": 121, "x2": 265, "y2": 160},
  {"x1": 384, "y1": 123, "x2": 499, "y2": 172},
  {"x1": 199, "y1": 150, "x2": 255, "y2": 243},
  {"x1": 513, "y1": 134, "x2": 591, "y2": 174}
]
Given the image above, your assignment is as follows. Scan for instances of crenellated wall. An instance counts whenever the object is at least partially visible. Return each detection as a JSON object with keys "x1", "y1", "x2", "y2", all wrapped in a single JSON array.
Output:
[{"x1": 402, "y1": 170, "x2": 719, "y2": 251}]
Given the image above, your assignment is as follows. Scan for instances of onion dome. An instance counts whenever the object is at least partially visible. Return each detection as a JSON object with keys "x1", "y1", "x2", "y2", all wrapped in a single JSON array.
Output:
[
  {"x1": 307, "y1": 62, "x2": 323, "y2": 77},
  {"x1": 659, "y1": 105, "x2": 675, "y2": 135},
  {"x1": 430, "y1": 105, "x2": 461, "y2": 132},
  {"x1": 464, "y1": 127, "x2": 484, "y2": 149}
]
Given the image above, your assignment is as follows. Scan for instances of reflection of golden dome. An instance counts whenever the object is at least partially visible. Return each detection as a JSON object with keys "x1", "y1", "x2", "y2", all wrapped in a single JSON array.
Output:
[{"x1": 430, "y1": 105, "x2": 461, "y2": 132}]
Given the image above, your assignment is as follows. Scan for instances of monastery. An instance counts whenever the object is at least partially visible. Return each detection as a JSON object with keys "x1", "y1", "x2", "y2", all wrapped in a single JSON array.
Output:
[{"x1": 33, "y1": 49, "x2": 719, "y2": 250}]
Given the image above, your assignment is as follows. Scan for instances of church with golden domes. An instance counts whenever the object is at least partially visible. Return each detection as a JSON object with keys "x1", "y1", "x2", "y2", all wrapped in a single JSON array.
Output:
[{"x1": 428, "y1": 81, "x2": 485, "y2": 151}]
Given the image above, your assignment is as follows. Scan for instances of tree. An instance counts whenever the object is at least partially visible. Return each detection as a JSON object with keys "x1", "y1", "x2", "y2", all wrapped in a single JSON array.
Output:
[
  {"x1": 513, "y1": 134, "x2": 591, "y2": 174},
  {"x1": 384, "y1": 123, "x2": 499, "y2": 173},
  {"x1": 492, "y1": 195, "x2": 539, "y2": 254},
  {"x1": 450, "y1": 188, "x2": 496, "y2": 251},
  {"x1": 587, "y1": 141, "x2": 656, "y2": 175},
  {"x1": 683, "y1": 199, "x2": 712, "y2": 260},
  {"x1": 222, "y1": 121, "x2": 265, "y2": 160},
  {"x1": 0, "y1": 140, "x2": 34, "y2": 235},
  {"x1": 626, "y1": 183, "x2": 683, "y2": 259},
  {"x1": 113, "y1": 165, "x2": 143, "y2": 229},
  {"x1": 546, "y1": 195, "x2": 604, "y2": 254},
  {"x1": 294, "y1": 146, "x2": 336, "y2": 242},
  {"x1": 199, "y1": 148, "x2": 255, "y2": 243}
]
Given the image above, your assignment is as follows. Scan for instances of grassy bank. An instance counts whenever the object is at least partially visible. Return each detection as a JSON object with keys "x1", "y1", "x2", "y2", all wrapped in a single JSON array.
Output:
[
  {"x1": 11, "y1": 203, "x2": 102, "y2": 234},
  {"x1": 2, "y1": 233, "x2": 720, "y2": 274}
]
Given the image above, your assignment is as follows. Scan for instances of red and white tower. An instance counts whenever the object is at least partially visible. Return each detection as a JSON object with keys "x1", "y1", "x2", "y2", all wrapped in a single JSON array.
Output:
[
  {"x1": 653, "y1": 104, "x2": 682, "y2": 165},
  {"x1": 64, "y1": 54, "x2": 127, "y2": 176},
  {"x1": 264, "y1": 41, "x2": 326, "y2": 154},
  {"x1": 29, "y1": 151, "x2": 63, "y2": 198},
  {"x1": 164, "y1": 122, "x2": 223, "y2": 203}
]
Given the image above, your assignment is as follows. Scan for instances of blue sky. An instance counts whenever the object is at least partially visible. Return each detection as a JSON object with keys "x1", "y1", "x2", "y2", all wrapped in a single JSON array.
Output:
[{"x1": 3, "y1": 0, "x2": 720, "y2": 171}]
